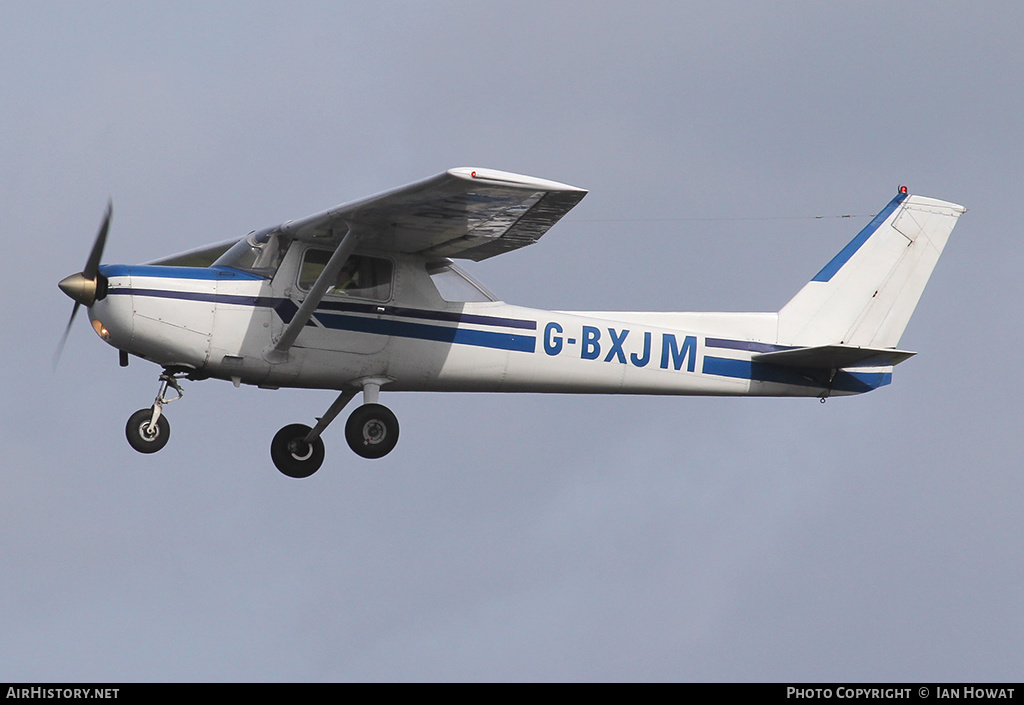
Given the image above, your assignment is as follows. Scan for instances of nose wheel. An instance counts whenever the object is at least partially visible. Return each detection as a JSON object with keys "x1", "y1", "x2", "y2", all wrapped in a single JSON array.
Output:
[
  {"x1": 126, "y1": 408, "x2": 170, "y2": 453},
  {"x1": 125, "y1": 369, "x2": 185, "y2": 455}
]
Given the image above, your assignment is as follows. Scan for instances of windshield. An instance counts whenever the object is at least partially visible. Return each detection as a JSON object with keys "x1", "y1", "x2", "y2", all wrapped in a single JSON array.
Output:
[{"x1": 213, "y1": 231, "x2": 287, "y2": 278}]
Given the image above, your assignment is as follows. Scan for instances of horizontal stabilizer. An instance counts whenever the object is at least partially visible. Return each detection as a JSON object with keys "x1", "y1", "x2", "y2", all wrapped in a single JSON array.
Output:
[{"x1": 753, "y1": 345, "x2": 916, "y2": 369}]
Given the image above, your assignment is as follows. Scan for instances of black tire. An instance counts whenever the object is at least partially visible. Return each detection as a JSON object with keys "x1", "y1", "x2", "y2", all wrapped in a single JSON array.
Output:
[
  {"x1": 126, "y1": 408, "x2": 170, "y2": 454},
  {"x1": 345, "y1": 403, "x2": 399, "y2": 459},
  {"x1": 271, "y1": 424, "x2": 325, "y2": 478}
]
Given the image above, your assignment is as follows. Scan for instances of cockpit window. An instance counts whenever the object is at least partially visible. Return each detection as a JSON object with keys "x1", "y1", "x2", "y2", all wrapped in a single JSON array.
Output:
[
  {"x1": 427, "y1": 260, "x2": 497, "y2": 302},
  {"x1": 299, "y1": 250, "x2": 393, "y2": 301},
  {"x1": 213, "y1": 230, "x2": 287, "y2": 278}
]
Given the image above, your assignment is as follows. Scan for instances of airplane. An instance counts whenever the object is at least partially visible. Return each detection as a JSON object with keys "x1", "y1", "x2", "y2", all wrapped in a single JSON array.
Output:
[{"x1": 56, "y1": 167, "x2": 966, "y2": 478}]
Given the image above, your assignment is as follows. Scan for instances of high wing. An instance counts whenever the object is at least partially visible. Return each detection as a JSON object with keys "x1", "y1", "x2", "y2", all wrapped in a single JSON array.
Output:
[
  {"x1": 149, "y1": 168, "x2": 586, "y2": 266},
  {"x1": 265, "y1": 167, "x2": 587, "y2": 261}
]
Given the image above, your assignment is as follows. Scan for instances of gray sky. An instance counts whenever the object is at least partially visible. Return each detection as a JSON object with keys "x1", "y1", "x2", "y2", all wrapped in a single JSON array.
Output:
[{"x1": 3, "y1": 1, "x2": 1022, "y2": 681}]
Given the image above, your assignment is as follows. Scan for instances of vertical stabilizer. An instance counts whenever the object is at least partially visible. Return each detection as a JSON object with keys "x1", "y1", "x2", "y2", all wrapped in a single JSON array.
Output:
[{"x1": 777, "y1": 191, "x2": 965, "y2": 348}]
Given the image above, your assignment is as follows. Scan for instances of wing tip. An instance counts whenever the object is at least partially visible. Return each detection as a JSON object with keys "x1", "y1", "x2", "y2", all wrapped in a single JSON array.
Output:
[{"x1": 448, "y1": 167, "x2": 587, "y2": 193}]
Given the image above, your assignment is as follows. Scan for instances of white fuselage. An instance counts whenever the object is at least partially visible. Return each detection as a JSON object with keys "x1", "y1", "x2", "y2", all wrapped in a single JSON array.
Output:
[{"x1": 88, "y1": 248, "x2": 888, "y2": 400}]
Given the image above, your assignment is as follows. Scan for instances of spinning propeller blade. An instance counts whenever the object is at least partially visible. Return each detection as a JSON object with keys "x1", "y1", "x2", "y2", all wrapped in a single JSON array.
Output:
[
  {"x1": 54, "y1": 202, "x2": 112, "y2": 367},
  {"x1": 83, "y1": 201, "x2": 111, "y2": 280}
]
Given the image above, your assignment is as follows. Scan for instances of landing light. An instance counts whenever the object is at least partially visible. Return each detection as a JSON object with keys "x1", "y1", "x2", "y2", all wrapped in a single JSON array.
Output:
[{"x1": 92, "y1": 319, "x2": 110, "y2": 341}]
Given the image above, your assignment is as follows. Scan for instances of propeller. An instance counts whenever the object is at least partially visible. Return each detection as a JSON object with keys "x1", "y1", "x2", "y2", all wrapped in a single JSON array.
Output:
[{"x1": 55, "y1": 201, "x2": 112, "y2": 366}]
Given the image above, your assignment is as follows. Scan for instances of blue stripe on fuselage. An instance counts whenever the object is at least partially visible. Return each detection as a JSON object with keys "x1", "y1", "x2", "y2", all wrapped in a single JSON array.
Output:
[
  {"x1": 103, "y1": 272, "x2": 537, "y2": 353},
  {"x1": 704, "y1": 337, "x2": 796, "y2": 354},
  {"x1": 312, "y1": 311, "x2": 536, "y2": 352},
  {"x1": 100, "y1": 264, "x2": 265, "y2": 280},
  {"x1": 702, "y1": 355, "x2": 891, "y2": 392}
]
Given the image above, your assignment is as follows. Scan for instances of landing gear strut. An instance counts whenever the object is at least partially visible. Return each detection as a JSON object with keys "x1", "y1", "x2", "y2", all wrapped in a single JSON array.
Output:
[
  {"x1": 270, "y1": 378, "x2": 400, "y2": 478},
  {"x1": 125, "y1": 370, "x2": 185, "y2": 454}
]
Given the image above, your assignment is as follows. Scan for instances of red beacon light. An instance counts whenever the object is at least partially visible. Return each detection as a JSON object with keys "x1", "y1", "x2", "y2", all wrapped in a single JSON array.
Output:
[{"x1": 899, "y1": 185, "x2": 908, "y2": 194}]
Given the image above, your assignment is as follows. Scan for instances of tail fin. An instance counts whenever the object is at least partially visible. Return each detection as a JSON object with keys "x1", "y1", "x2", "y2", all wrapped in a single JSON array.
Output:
[{"x1": 777, "y1": 190, "x2": 965, "y2": 348}]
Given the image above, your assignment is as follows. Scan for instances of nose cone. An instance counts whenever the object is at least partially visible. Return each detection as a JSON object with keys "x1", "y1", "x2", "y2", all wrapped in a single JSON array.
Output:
[
  {"x1": 58, "y1": 271, "x2": 107, "y2": 308},
  {"x1": 58, "y1": 272, "x2": 97, "y2": 307}
]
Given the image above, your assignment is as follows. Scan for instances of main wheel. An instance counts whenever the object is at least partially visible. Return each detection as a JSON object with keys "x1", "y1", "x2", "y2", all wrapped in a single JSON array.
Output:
[
  {"x1": 345, "y1": 403, "x2": 399, "y2": 459},
  {"x1": 271, "y1": 423, "x2": 325, "y2": 478},
  {"x1": 126, "y1": 408, "x2": 170, "y2": 454}
]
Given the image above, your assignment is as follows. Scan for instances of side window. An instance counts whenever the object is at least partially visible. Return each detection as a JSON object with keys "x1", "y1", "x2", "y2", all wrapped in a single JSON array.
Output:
[
  {"x1": 427, "y1": 261, "x2": 497, "y2": 302},
  {"x1": 299, "y1": 251, "x2": 393, "y2": 301}
]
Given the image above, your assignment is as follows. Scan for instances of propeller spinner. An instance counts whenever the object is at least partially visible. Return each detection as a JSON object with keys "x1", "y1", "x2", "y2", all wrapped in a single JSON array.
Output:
[{"x1": 55, "y1": 202, "x2": 112, "y2": 364}]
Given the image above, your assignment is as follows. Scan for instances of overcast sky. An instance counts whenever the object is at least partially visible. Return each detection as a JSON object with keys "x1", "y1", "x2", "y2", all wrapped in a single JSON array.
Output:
[{"x1": 2, "y1": 1, "x2": 1022, "y2": 682}]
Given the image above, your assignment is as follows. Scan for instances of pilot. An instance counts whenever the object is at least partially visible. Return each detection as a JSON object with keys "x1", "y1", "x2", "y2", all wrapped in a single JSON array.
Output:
[{"x1": 334, "y1": 260, "x2": 360, "y2": 294}]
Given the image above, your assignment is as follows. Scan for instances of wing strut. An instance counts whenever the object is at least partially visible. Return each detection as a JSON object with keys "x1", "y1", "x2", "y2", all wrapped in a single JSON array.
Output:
[{"x1": 263, "y1": 225, "x2": 359, "y2": 364}]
